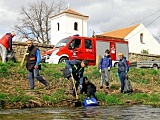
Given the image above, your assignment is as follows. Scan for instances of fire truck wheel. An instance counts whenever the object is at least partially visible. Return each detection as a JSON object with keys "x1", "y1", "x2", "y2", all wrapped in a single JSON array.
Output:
[
  {"x1": 59, "y1": 57, "x2": 68, "y2": 63},
  {"x1": 153, "y1": 64, "x2": 158, "y2": 70}
]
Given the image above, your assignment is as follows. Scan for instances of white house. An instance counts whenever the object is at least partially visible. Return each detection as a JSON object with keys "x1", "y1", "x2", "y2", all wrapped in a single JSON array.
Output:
[
  {"x1": 99, "y1": 23, "x2": 160, "y2": 55},
  {"x1": 50, "y1": 8, "x2": 89, "y2": 45}
]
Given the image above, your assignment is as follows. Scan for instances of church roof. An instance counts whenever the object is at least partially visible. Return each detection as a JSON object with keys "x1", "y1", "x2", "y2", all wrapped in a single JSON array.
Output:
[
  {"x1": 99, "y1": 24, "x2": 140, "y2": 39},
  {"x1": 50, "y1": 8, "x2": 89, "y2": 19}
]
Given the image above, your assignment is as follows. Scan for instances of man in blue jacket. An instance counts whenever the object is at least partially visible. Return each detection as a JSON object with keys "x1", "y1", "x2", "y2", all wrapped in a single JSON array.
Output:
[
  {"x1": 65, "y1": 59, "x2": 88, "y2": 96},
  {"x1": 26, "y1": 40, "x2": 49, "y2": 90},
  {"x1": 99, "y1": 49, "x2": 112, "y2": 89}
]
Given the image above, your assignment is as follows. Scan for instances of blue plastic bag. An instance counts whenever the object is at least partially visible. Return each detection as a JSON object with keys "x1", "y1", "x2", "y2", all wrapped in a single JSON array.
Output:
[{"x1": 83, "y1": 98, "x2": 98, "y2": 107}]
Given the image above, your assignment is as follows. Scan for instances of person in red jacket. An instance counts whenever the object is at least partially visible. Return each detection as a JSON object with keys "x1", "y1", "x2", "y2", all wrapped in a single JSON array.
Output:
[{"x1": 0, "y1": 32, "x2": 16, "y2": 62}]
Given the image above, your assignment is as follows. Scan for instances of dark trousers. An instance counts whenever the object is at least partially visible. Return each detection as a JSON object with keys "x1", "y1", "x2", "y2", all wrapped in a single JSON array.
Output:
[
  {"x1": 118, "y1": 72, "x2": 125, "y2": 93},
  {"x1": 87, "y1": 86, "x2": 97, "y2": 100},
  {"x1": 28, "y1": 69, "x2": 48, "y2": 89}
]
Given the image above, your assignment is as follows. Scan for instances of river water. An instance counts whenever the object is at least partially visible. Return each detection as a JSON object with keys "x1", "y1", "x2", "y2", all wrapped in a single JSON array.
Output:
[{"x1": 0, "y1": 105, "x2": 160, "y2": 120}]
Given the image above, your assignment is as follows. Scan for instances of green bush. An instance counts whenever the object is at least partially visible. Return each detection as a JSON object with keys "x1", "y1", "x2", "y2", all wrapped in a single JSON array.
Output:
[{"x1": 141, "y1": 49, "x2": 149, "y2": 54}]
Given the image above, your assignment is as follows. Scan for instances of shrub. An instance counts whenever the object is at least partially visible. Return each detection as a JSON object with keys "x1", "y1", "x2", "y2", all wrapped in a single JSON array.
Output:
[{"x1": 141, "y1": 49, "x2": 149, "y2": 54}]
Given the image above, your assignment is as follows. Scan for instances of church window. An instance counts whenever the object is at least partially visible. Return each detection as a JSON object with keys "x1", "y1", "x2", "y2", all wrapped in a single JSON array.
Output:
[
  {"x1": 74, "y1": 22, "x2": 78, "y2": 31},
  {"x1": 57, "y1": 23, "x2": 60, "y2": 31},
  {"x1": 140, "y1": 33, "x2": 145, "y2": 44}
]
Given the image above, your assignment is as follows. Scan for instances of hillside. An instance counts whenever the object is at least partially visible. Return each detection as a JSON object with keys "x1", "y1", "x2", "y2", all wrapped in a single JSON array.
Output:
[{"x1": 0, "y1": 61, "x2": 160, "y2": 109}]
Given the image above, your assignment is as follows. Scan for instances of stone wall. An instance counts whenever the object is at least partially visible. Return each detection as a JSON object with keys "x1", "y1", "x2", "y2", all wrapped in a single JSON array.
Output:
[
  {"x1": 9, "y1": 42, "x2": 160, "y2": 63},
  {"x1": 12, "y1": 41, "x2": 54, "y2": 62},
  {"x1": 129, "y1": 53, "x2": 160, "y2": 62}
]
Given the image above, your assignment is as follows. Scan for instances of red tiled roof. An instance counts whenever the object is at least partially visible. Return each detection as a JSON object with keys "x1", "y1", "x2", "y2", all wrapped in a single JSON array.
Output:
[
  {"x1": 99, "y1": 24, "x2": 140, "y2": 39},
  {"x1": 50, "y1": 8, "x2": 89, "y2": 19}
]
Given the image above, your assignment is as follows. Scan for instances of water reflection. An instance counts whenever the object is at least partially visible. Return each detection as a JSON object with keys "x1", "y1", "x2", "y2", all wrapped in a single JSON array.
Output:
[{"x1": 0, "y1": 105, "x2": 160, "y2": 120}]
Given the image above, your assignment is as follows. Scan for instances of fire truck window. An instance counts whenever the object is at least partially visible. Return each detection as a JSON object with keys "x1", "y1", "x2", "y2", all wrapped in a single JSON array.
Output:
[
  {"x1": 85, "y1": 39, "x2": 92, "y2": 49},
  {"x1": 69, "y1": 39, "x2": 81, "y2": 49},
  {"x1": 74, "y1": 39, "x2": 81, "y2": 48}
]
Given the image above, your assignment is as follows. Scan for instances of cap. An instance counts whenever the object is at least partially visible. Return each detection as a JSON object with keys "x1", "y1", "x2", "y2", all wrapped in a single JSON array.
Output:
[{"x1": 11, "y1": 31, "x2": 16, "y2": 36}]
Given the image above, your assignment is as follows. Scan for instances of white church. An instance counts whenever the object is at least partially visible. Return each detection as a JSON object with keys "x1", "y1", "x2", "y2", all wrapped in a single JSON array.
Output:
[
  {"x1": 50, "y1": 6, "x2": 89, "y2": 45},
  {"x1": 50, "y1": 7, "x2": 160, "y2": 55}
]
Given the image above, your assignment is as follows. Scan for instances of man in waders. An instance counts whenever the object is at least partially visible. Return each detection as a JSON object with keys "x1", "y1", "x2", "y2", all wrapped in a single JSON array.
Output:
[{"x1": 65, "y1": 59, "x2": 88, "y2": 96}]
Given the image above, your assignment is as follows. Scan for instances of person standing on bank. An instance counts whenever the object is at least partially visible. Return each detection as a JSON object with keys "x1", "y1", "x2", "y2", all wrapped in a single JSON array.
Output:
[
  {"x1": 99, "y1": 49, "x2": 112, "y2": 89},
  {"x1": 0, "y1": 32, "x2": 16, "y2": 62},
  {"x1": 65, "y1": 59, "x2": 88, "y2": 96},
  {"x1": 117, "y1": 52, "x2": 128, "y2": 93},
  {"x1": 26, "y1": 40, "x2": 49, "y2": 90}
]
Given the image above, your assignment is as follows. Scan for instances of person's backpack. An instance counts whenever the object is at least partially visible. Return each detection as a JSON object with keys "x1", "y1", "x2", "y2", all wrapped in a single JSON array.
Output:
[
  {"x1": 122, "y1": 59, "x2": 130, "y2": 72},
  {"x1": 61, "y1": 67, "x2": 71, "y2": 78},
  {"x1": 123, "y1": 74, "x2": 133, "y2": 93}
]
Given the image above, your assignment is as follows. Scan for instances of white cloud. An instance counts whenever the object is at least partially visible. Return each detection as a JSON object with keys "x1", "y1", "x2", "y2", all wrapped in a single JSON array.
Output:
[{"x1": 0, "y1": 0, "x2": 160, "y2": 38}]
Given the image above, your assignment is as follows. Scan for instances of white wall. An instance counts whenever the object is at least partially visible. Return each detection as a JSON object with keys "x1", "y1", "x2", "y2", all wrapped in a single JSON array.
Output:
[
  {"x1": 51, "y1": 15, "x2": 66, "y2": 45},
  {"x1": 50, "y1": 13, "x2": 88, "y2": 45},
  {"x1": 125, "y1": 23, "x2": 160, "y2": 55}
]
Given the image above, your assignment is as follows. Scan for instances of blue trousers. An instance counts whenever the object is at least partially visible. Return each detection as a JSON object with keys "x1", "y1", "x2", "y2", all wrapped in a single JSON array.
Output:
[
  {"x1": 28, "y1": 69, "x2": 48, "y2": 89},
  {"x1": 118, "y1": 72, "x2": 125, "y2": 93}
]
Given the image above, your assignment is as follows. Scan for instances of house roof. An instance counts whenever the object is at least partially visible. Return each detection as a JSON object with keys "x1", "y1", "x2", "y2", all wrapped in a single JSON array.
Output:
[
  {"x1": 99, "y1": 24, "x2": 140, "y2": 39},
  {"x1": 50, "y1": 8, "x2": 89, "y2": 19}
]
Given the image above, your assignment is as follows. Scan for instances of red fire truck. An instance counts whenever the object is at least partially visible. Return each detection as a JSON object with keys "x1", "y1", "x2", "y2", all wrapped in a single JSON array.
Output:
[{"x1": 42, "y1": 35, "x2": 129, "y2": 67}]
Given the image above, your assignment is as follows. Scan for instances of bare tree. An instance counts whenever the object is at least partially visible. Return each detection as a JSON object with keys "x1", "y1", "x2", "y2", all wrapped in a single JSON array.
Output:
[{"x1": 14, "y1": 0, "x2": 65, "y2": 44}]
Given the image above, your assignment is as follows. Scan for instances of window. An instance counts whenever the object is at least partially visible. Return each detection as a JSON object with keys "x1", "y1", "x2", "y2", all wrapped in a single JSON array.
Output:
[
  {"x1": 74, "y1": 22, "x2": 78, "y2": 31},
  {"x1": 69, "y1": 39, "x2": 81, "y2": 49},
  {"x1": 140, "y1": 33, "x2": 144, "y2": 44},
  {"x1": 85, "y1": 39, "x2": 92, "y2": 49},
  {"x1": 57, "y1": 23, "x2": 60, "y2": 31},
  {"x1": 55, "y1": 37, "x2": 70, "y2": 48}
]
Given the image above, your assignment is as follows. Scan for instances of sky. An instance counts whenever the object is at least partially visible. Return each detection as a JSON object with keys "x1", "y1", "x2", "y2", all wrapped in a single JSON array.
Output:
[{"x1": 0, "y1": 0, "x2": 160, "y2": 39}]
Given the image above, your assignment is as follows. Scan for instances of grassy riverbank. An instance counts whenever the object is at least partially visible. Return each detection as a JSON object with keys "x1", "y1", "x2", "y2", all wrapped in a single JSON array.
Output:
[{"x1": 0, "y1": 61, "x2": 160, "y2": 109}]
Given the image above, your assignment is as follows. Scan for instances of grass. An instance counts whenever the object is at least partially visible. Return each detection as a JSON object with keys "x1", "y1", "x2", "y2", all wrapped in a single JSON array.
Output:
[
  {"x1": 0, "y1": 92, "x2": 33, "y2": 105},
  {"x1": 96, "y1": 92, "x2": 124, "y2": 105},
  {"x1": 0, "y1": 62, "x2": 160, "y2": 108},
  {"x1": 106, "y1": 94, "x2": 124, "y2": 105},
  {"x1": 0, "y1": 93, "x2": 6, "y2": 101},
  {"x1": 42, "y1": 89, "x2": 68, "y2": 103}
]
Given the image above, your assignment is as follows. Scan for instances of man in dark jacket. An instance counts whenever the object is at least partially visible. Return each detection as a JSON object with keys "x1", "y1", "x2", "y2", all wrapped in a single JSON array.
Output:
[
  {"x1": 0, "y1": 32, "x2": 16, "y2": 62},
  {"x1": 65, "y1": 59, "x2": 88, "y2": 96},
  {"x1": 81, "y1": 76, "x2": 97, "y2": 100},
  {"x1": 26, "y1": 39, "x2": 49, "y2": 90}
]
